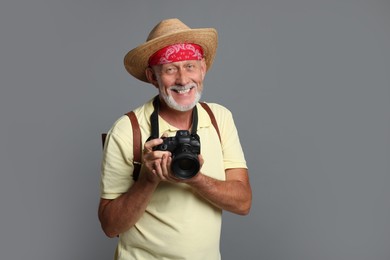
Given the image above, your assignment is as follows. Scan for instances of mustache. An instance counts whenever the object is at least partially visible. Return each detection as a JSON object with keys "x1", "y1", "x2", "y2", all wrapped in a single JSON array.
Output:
[{"x1": 168, "y1": 83, "x2": 197, "y2": 91}]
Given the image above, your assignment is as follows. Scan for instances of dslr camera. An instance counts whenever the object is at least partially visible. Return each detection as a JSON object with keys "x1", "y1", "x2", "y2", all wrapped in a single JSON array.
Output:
[{"x1": 153, "y1": 130, "x2": 201, "y2": 179}]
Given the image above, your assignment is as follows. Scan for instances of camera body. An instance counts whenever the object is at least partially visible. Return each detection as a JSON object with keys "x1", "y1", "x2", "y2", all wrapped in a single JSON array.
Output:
[{"x1": 153, "y1": 130, "x2": 201, "y2": 179}]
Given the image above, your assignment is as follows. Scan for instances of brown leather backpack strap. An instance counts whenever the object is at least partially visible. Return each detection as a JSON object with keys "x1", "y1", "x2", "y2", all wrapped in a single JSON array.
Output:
[
  {"x1": 126, "y1": 111, "x2": 142, "y2": 181},
  {"x1": 200, "y1": 102, "x2": 221, "y2": 143},
  {"x1": 101, "y1": 133, "x2": 107, "y2": 148}
]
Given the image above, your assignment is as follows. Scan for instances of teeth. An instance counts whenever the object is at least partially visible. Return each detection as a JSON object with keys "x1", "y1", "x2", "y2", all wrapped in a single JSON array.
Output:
[{"x1": 177, "y1": 89, "x2": 190, "y2": 94}]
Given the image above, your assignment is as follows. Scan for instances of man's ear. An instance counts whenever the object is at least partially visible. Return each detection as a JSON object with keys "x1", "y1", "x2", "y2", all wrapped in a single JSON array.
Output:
[{"x1": 145, "y1": 67, "x2": 159, "y2": 88}]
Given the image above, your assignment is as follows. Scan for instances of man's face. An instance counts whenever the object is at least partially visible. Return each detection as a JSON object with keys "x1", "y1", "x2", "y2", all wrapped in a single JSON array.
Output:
[{"x1": 153, "y1": 59, "x2": 206, "y2": 112}]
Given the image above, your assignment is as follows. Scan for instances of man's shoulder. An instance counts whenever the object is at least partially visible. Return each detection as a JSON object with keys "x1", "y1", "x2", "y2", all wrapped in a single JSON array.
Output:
[
  {"x1": 107, "y1": 114, "x2": 132, "y2": 138},
  {"x1": 199, "y1": 101, "x2": 232, "y2": 118},
  {"x1": 132, "y1": 98, "x2": 155, "y2": 122},
  {"x1": 108, "y1": 99, "x2": 153, "y2": 136}
]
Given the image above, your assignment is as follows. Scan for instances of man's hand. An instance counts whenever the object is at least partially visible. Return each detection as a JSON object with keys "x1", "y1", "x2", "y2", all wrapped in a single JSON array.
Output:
[
  {"x1": 141, "y1": 137, "x2": 172, "y2": 183},
  {"x1": 142, "y1": 135, "x2": 206, "y2": 183}
]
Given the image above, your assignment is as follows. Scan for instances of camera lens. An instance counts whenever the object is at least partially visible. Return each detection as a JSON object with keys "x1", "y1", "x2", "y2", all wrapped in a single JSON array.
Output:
[
  {"x1": 171, "y1": 154, "x2": 200, "y2": 179},
  {"x1": 178, "y1": 158, "x2": 195, "y2": 171}
]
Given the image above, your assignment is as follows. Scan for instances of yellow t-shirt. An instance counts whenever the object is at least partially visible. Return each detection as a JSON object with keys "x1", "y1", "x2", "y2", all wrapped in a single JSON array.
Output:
[{"x1": 101, "y1": 98, "x2": 247, "y2": 260}]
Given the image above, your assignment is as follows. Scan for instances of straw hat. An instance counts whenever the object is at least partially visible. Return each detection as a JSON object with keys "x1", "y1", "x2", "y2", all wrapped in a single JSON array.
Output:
[{"x1": 124, "y1": 18, "x2": 218, "y2": 83}]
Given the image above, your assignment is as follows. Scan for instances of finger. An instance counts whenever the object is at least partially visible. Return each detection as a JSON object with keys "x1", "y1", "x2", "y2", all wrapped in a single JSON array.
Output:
[
  {"x1": 153, "y1": 161, "x2": 162, "y2": 178},
  {"x1": 198, "y1": 154, "x2": 204, "y2": 166},
  {"x1": 143, "y1": 147, "x2": 152, "y2": 155},
  {"x1": 143, "y1": 150, "x2": 171, "y2": 162},
  {"x1": 143, "y1": 138, "x2": 164, "y2": 154},
  {"x1": 160, "y1": 154, "x2": 170, "y2": 177},
  {"x1": 165, "y1": 156, "x2": 175, "y2": 179}
]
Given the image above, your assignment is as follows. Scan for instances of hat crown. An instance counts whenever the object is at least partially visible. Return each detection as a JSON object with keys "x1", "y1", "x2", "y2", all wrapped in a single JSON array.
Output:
[{"x1": 147, "y1": 18, "x2": 190, "y2": 42}]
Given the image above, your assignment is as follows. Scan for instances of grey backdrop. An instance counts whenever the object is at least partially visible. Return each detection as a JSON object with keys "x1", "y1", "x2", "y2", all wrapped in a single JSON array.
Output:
[{"x1": 1, "y1": 0, "x2": 389, "y2": 259}]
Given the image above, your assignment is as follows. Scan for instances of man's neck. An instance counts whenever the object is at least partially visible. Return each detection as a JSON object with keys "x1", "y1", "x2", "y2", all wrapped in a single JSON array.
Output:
[{"x1": 158, "y1": 101, "x2": 194, "y2": 130}]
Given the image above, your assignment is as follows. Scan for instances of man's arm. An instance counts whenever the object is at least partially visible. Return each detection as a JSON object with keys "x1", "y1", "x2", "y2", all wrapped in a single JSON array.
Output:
[
  {"x1": 186, "y1": 168, "x2": 252, "y2": 215},
  {"x1": 157, "y1": 149, "x2": 252, "y2": 215},
  {"x1": 98, "y1": 176, "x2": 158, "y2": 238},
  {"x1": 99, "y1": 138, "x2": 166, "y2": 238}
]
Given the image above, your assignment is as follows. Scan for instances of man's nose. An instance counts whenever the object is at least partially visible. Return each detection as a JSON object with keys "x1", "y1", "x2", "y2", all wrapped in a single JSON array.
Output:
[{"x1": 175, "y1": 70, "x2": 190, "y2": 86}]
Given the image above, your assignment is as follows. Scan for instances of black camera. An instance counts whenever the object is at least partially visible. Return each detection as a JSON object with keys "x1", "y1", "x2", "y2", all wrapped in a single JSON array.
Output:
[{"x1": 153, "y1": 130, "x2": 201, "y2": 179}]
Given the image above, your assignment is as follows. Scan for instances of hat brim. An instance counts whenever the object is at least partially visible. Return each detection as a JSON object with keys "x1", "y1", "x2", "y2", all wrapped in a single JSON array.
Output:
[{"x1": 124, "y1": 28, "x2": 218, "y2": 83}]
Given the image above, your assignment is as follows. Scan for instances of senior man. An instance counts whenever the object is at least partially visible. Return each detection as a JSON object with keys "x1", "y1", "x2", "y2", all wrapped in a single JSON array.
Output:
[{"x1": 99, "y1": 18, "x2": 252, "y2": 260}]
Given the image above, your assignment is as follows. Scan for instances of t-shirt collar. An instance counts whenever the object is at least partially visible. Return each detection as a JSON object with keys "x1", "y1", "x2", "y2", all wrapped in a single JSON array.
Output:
[{"x1": 143, "y1": 97, "x2": 211, "y2": 135}]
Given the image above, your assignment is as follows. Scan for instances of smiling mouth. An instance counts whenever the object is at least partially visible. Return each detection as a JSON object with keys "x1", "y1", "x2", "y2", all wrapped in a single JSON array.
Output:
[{"x1": 171, "y1": 86, "x2": 194, "y2": 94}]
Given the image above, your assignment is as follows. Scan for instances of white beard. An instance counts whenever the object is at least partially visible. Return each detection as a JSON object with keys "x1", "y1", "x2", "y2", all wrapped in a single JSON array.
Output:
[{"x1": 159, "y1": 84, "x2": 202, "y2": 112}]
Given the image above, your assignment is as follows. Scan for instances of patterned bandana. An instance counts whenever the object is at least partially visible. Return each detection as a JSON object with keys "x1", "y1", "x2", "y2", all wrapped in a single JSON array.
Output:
[{"x1": 148, "y1": 43, "x2": 204, "y2": 66}]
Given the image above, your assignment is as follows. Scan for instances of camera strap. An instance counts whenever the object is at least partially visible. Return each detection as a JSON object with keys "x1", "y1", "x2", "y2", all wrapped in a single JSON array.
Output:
[
  {"x1": 101, "y1": 96, "x2": 220, "y2": 182},
  {"x1": 149, "y1": 96, "x2": 199, "y2": 139},
  {"x1": 149, "y1": 97, "x2": 160, "y2": 139}
]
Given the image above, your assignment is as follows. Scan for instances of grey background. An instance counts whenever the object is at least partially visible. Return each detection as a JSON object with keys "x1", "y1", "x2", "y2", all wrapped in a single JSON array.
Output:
[{"x1": 1, "y1": 0, "x2": 389, "y2": 259}]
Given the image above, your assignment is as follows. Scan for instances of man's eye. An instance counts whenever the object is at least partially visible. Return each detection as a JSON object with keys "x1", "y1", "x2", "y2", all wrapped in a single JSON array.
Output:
[{"x1": 165, "y1": 67, "x2": 176, "y2": 73}]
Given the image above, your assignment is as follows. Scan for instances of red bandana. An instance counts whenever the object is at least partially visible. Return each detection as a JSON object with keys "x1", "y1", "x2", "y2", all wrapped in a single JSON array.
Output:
[{"x1": 148, "y1": 43, "x2": 204, "y2": 66}]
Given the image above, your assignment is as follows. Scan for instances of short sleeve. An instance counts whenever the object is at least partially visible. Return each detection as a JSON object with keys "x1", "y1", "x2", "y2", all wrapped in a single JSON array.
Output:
[{"x1": 100, "y1": 116, "x2": 135, "y2": 199}]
